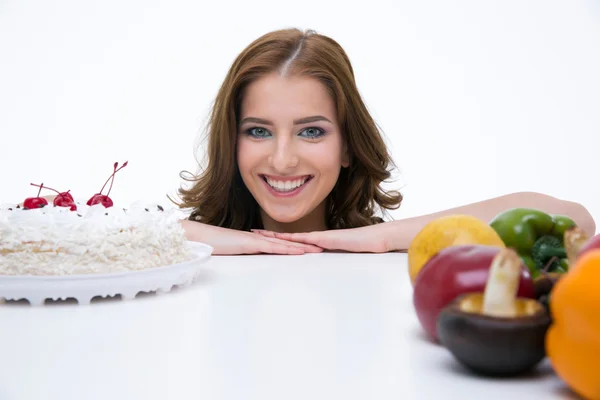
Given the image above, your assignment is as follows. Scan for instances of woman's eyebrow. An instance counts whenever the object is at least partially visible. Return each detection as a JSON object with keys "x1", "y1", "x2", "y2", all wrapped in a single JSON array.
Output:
[
  {"x1": 293, "y1": 115, "x2": 332, "y2": 125},
  {"x1": 239, "y1": 115, "x2": 332, "y2": 126},
  {"x1": 239, "y1": 117, "x2": 273, "y2": 126}
]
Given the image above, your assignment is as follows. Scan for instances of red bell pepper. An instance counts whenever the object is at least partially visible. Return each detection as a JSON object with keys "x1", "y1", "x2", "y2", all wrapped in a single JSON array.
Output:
[{"x1": 412, "y1": 245, "x2": 537, "y2": 342}]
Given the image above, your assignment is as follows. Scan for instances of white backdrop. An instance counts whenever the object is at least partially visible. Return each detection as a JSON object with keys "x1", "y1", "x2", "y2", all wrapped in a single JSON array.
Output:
[{"x1": 1, "y1": 0, "x2": 599, "y2": 223}]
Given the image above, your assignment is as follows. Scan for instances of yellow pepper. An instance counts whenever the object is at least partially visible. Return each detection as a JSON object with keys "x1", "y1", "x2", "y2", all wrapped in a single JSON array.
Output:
[{"x1": 546, "y1": 249, "x2": 600, "y2": 400}]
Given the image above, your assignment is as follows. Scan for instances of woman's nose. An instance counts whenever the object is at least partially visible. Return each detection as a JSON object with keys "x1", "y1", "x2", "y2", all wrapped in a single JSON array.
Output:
[{"x1": 268, "y1": 138, "x2": 299, "y2": 171}]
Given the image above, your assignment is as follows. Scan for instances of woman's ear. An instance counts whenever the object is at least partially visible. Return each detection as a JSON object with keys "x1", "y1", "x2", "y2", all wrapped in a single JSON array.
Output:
[
  {"x1": 342, "y1": 140, "x2": 350, "y2": 168},
  {"x1": 341, "y1": 142, "x2": 350, "y2": 168},
  {"x1": 342, "y1": 154, "x2": 350, "y2": 168}
]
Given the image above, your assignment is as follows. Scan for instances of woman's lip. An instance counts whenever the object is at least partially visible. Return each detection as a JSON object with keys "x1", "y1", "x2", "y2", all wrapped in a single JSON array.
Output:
[
  {"x1": 260, "y1": 174, "x2": 313, "y2": 182},
  {"x1": 260, "y1": 175, "x2": 312, "y2": 198}
]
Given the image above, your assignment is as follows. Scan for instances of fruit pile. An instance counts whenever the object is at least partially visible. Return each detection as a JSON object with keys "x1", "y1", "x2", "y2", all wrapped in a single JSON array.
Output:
[
  {"x1": 20, "y1": 161, "x2": 128, "y2": 211},
  {"x1": 408, "y1": 209, "x2": 600, "y2": 399}
]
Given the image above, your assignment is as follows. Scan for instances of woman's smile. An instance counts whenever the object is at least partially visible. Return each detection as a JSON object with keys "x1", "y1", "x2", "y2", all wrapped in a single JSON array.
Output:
[
  {"x1": 236, "y1": 72, "x2": 348, "y2": 229},
  {"x1": 260, "y1": 174, "x2": 314, "y2": 197}
]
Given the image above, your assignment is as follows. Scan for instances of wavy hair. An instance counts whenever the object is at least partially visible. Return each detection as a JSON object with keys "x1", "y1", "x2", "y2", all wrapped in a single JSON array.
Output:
[{"x1": 173, "y1": 28, "x2": 402, "y2": 231}]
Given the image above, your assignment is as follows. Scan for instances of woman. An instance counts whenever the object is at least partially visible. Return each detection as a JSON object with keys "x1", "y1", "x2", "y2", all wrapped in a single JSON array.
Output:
[{"x1": 177, "y1": 28, "x2": 595, "y2": 255}]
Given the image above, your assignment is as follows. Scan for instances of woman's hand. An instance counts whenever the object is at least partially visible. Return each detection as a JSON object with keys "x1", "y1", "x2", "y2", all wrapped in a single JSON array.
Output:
[
  {"x1": 252, "y1": 223, "x2": 394, "y2": 253},
  {"x1": 181, "y1": 220, "x2": 323, "y2": 256}
]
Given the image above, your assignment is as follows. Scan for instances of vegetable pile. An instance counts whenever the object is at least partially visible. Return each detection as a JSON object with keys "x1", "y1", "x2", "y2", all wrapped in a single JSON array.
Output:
[{"x1": 408, "y1": 208, "x2": 599, "y2": 398}]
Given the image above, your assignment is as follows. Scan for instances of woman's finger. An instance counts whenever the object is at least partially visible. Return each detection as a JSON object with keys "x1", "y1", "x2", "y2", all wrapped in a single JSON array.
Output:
[
  {"x1": 252, "y1": 230, "x2": 315, "y2": 243},
  {"x1": 257, "y1": 240, "x2": 306, "y2": 255},
  {"x1": 272, "y1": 232, "x2": 321, "y2": 246},
  {"x1": 250, "y1": 230, "x2": 326, "y2": 251},
  {"x1": 251, "y1": 229, "x2": 277, "y2": 238},
  {"x1": 249, "y1": 231, "x2": 323, "y2": 252},
  {"x1": 262, "y1": 236, "x2": 323, "y2": 253}
]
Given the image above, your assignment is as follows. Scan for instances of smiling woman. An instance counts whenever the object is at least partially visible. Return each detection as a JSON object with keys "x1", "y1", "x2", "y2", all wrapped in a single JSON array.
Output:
[
  {"x1": 236, "y1": 73, "x2": 354, "y2": 233},
  {"x1": 173, "y1": 28, "x2": 595, "y2": 255}
]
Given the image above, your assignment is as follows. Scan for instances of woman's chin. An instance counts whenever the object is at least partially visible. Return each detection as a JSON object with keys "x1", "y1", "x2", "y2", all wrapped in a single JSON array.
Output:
[
  {"x1": 264, "y1": 210, "x2": 305, "y2": 224},
  {"x1": 258, "y1": 201, "x2": 308, "y2": 223}
]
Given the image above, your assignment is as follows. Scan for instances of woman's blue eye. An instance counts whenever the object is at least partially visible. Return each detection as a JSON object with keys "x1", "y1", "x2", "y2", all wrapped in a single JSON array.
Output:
[
  {"x1": 299, "y1": 127, "x2": 325, "y2": 139},
  {"x1": 246, "y1": 127, "x2": 272, "y2": 138},
  {"x1": 244, "y1": 126, "x2": 324, "y2": 139}
]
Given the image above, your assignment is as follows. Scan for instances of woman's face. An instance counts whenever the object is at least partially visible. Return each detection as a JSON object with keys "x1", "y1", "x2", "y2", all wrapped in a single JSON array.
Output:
[{"x1": 236, "y1": 72, "x2": 349, "y2": 232}]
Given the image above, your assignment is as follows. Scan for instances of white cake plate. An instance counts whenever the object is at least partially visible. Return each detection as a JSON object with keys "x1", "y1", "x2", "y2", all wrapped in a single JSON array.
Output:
[{"x1": 0, "y1": 241, "x2": 214, "y2": 306}]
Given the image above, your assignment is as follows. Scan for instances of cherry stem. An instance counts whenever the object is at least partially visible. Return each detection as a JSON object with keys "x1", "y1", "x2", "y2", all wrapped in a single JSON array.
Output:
[
  {"x1": 30, "y1": 183, "x2": 60, "y2": 195},
  {"x1": 106, "y1": 161, "x2": 128, "y2": 197},
  {"x1": 98, "y1": 162, "x2": 118, "y2": 195}
]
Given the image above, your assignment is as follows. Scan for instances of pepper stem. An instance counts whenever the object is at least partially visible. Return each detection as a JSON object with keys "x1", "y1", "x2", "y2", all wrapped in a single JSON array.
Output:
[
  {"x1": 482, "y1": 248, "x2": 521, "y2": 318},
  {"x1": 564, "y1": 227, "x2": 588, "y2": 265},
  {"x1": 532, "y1": 235, "x2": 567, "y2": 270}
]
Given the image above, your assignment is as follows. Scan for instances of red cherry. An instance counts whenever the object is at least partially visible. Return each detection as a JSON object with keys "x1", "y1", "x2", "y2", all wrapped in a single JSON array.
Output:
[
  {"x1": 23, "y1": 197, "x2": 48, "y2": 209},
  {"x1": 87, "y1": 194, "x2": 114, "y2": 208},
  {"x1": 30, "y1": 183, "x2": 76, "y2": 211},
  {"x1": 56, "y1": 191, "x2": 74, "y2": 203},
  {"x1": 86, "y1": 161, "x2": 128, "y2": 208},
  {"x1": 54, "y1": 195, "x2": 77, "y2": 211},
  {"x1": 23, "y1": 183, "x2": 49, "y2": 210}
]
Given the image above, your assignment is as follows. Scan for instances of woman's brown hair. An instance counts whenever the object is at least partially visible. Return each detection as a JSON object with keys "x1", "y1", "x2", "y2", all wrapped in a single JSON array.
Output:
[{"x1": 173, "y1": 28, "x2": 403, "y2": 231}]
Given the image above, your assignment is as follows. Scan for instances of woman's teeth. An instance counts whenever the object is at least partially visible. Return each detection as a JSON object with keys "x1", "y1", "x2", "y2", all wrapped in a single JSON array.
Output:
[{"x1": 265, "y1": 177, "x2": 309, "y2": 192}]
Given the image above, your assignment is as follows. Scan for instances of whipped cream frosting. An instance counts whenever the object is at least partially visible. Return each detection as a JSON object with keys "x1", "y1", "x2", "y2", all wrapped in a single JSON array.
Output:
[{"x1": 0, "y1": 201, "x2": 194, "y2": 276}]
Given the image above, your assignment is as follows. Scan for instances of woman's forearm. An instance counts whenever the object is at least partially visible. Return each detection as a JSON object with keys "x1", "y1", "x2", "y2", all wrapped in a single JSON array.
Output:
[
  {"x1": 387, "y1": 192, "x2": 596, "y2": 252},
  {"x1": 180, "y1": 219, "x2": 215, "y2": 244},
  {"x1": 179, "y1": 219, "x2": 237, "y2": 255}
]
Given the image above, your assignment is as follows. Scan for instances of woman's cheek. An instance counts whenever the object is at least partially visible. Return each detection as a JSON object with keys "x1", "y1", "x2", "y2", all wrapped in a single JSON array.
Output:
[
  {"x1": 304, "y1": 139, "x2": 344, "y2": 168},
  {"x1": 236, "y1": 139, "x2": 260, "y2": 174}
]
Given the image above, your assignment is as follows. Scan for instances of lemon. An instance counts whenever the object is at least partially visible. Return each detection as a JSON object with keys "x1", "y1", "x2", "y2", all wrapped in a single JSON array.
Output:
[{"x1": 408, "y1": 214, "x2": 505, "y2": 285}]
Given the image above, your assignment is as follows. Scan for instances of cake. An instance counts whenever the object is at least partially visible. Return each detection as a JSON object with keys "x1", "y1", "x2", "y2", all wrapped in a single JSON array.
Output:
[
  {"x1": 0, "y1": 201, "x2": 194, "y2": 276},
  {"x1": 0, "y1": 161, "x2": 195, "y2": 276}
]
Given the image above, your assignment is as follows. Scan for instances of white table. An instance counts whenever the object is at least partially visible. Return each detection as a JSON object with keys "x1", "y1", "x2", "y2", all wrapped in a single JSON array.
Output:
[{"x1": 0, "y1": 252, "x2": 577, "y2": 400}]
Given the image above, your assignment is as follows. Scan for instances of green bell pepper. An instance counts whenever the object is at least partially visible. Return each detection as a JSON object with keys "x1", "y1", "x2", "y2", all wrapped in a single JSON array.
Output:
[{"x1": 489, "y1": 208, "x2": 577, "y2": 278}]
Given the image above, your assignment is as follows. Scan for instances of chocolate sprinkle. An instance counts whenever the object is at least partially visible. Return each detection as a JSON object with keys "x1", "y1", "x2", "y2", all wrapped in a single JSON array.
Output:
[
  {"x1": 157, "y1": 205, "x2": 164, "y2": 211},
  {"x1": 145, "y1": 208, "x2": 149, "y2": 212},
  {"x1": 16, "y1": 205, "x2": 21, "y2": 209},
  {"x1": 8, "y1": 208, "x2": 12, "y2": 211}
]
